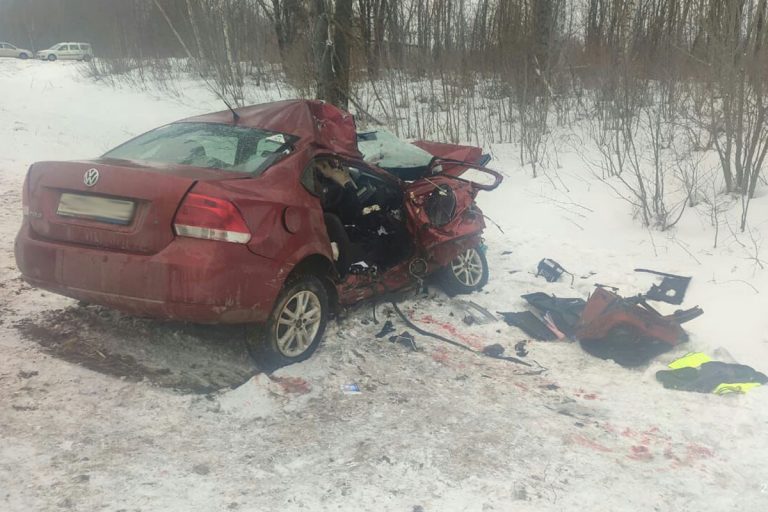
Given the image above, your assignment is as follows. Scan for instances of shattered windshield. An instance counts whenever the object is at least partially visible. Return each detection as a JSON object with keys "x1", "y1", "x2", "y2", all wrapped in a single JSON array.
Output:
[
  {"x1": 103, "y1": 122, "x2": 297, "y2": 174},
  {"x1": 358, "y1": 129, "x2": 433, "y2": 169}
]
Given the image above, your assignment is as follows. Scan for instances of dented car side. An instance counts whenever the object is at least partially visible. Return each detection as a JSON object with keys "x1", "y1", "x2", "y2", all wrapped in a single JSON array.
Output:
[{"x1": 14, "y1": 99, "x2": 501, "y2": 367}]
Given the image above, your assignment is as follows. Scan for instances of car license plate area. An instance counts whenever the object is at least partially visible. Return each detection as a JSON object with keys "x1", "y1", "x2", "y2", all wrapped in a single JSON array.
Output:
[{"x1": 57, "y1": 193, "x2": 136, "y2": 225}]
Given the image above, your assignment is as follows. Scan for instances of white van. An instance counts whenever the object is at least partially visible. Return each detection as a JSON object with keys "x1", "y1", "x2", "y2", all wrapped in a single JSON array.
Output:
[
  {"x1": 0, "y1": 42, "x2": 33, "y2": 59},
  {"x1": 37, "y1": 42, "x2": 93, "y2": 61}
]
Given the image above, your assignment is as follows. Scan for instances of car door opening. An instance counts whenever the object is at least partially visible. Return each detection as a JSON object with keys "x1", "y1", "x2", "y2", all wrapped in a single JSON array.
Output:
[{"x1": 309, "y1": 157, "x2": 413, "y2": 276}]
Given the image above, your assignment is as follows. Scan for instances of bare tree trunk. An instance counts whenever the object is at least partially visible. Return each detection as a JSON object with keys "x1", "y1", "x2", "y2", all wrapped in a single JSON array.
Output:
[
  {"x1": 312, "y1": 0, "x2": 353, "y2": 109},
  {"x1": 185, "y1": 0, "x2": 206, "y2": 61},
  {"x1": 331, "y1": 0, "x2": 354, "y2": 109},
  {"x1": 312, "y1": 0, "x2": 334, "y2": 103}
]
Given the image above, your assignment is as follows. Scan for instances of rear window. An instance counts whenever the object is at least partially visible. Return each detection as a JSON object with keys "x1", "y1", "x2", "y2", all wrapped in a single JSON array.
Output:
[{"x1": 103, "y1": 122, "x2": 297, "y2": 174}]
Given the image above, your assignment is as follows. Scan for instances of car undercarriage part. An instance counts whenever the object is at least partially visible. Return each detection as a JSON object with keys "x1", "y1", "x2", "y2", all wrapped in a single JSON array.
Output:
[
  {"x1": 520, "y1": 293, "x2": 586, "y2": 337},
  {"x1": 498, "y1": 311, "x2": 558, "y2": 341},
  {"x1": 577, "y1": 287, "x2": 702, "y2": 345},
  {"x1": 635, "y1": 268, "x2": 691, "y2": 305},
  {"x1": 576, "y1": 286, "x2": 703, "y2": 367}
]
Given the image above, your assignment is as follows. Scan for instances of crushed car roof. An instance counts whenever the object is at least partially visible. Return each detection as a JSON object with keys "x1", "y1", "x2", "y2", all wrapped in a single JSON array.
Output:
[{"x1": 180, "y1": 99, "x2": 363, "y2": 160}]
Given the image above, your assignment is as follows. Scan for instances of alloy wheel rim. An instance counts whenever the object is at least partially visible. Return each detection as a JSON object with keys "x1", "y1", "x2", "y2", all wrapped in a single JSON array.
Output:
[
  {"x1": 451, "y1": 248, "x2": 483, "y2": 287},
  {"x1": 275, "y1": 290, "x2": 322, "y2": 357}
]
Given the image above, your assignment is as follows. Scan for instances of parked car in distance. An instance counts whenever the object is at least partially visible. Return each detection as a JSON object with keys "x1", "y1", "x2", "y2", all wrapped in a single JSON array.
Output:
[
  {"x1": 0, "y1": 42, "x2": 33, "y2": 59},
  {"x1": 15, "y1": 100, "x2": 501, "y2": 369},
  {"x1": 37, "y1": 42, "x2": 93, "y2": 61}
]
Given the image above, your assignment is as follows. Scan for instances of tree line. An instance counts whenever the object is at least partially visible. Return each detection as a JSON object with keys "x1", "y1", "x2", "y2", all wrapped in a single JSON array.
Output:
[{"x1": 2, "y1": 0, "x2": 768, "y2": 231}]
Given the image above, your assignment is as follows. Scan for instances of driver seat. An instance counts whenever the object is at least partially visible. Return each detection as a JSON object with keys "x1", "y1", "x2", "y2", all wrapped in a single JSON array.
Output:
[{"x1": 323, "y1": 213, "x2": 364, "y2": 278}]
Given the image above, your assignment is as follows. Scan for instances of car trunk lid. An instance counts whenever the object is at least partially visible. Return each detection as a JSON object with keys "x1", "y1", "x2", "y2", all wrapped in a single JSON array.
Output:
[{"x1": 27, "y1": 159, "x2": 242, "y2": 254}]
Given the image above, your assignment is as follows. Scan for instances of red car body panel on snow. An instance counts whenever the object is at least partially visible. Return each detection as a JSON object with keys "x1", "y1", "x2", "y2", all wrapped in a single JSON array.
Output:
[
  {"x1": 15, "y1": 100, "x2": 500, "y2": 324},
  {"x1": 576, "y1": 287, "x2": 688, "y2": 345}
]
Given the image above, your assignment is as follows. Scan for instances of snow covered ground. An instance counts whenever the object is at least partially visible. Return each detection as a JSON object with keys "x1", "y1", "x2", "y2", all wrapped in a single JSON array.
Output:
[{"x1": 1, "y1": 59, "x2": 767, "y2": 511}]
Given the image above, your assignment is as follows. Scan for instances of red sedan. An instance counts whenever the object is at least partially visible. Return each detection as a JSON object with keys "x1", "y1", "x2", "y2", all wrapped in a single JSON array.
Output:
[{"x1": 15, "y1": 100, "x2": 501, "y2": 368}]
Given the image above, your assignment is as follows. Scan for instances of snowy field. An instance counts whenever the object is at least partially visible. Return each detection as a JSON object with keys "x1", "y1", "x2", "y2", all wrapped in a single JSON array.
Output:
[{"x1": 1, "y1": 59, "x2": 768, "y2": 511}]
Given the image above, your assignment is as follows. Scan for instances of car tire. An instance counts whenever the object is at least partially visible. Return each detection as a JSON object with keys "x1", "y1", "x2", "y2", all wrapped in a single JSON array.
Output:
[
  {"x1": 47, "y1": 54, "x2": 57, "y2": 61},
  {"x1": 437, "y1": 246, "x2": 489, "y2": 296},
  {"x1": 82, "y1": 55, "x2": 92, "y2": 62},
  {"x1": 248, "y1": 274, "x2": 329, "y2": 371},
  {"x1": 19, "y1": 53, "x2": 28, "y2": 60}
]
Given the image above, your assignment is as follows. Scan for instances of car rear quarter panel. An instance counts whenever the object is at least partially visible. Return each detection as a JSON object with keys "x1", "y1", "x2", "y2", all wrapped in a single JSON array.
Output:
[{"x1": 202, "y1": 151, "x2": 336, "y2": 280}]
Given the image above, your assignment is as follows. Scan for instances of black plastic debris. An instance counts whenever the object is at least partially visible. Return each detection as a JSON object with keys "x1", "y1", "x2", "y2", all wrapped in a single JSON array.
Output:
[
  {"x1": 375, "y1": 320, "x2": 396, "y2": 339},
  {"x1": 389, "y1": 331, "x2": 419, "y2": 351},
  {"x1": 498, "y1": 311, "x2": 557, "y2": 341},
  {"x1": 635, "y1": 268, "x2": 691, "y2": 305},
  {"x1": 515, "y1": 340, "x2": 529, "y2": 357},
  {"x1": 536, "y1": 258, "x2": 565, "y2": 282},
  {"x1": 481, "y1": 343, "x2": 532, "y2": 366},
  {"x1": 482, "y1": 343, "x2": 506, "y2": 357},
  {"x1": 521, "y1": 293, "x2": 586, "y2": 337}
]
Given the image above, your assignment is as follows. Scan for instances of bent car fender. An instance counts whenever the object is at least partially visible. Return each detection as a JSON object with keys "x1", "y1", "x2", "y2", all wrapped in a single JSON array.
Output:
[
  {"x1": 576, "y1": 287, "x2": 687, "y2": 345},
  {"x1": 404, "y1": 176, "x2": 485, "y2": 259}
]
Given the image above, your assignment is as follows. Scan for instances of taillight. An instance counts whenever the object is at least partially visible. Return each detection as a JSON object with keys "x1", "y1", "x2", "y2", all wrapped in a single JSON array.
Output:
[{"x1": 173, "y1": 193, "x2": 251, "y2": 244}]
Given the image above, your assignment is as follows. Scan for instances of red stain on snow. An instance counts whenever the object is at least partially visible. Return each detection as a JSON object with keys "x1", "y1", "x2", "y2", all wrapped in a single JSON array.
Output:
[
  {"x1": 665, "y1": 443, "x2": 715, "y2": 469},
  {"x1": 269, "y1": 376, "x2": 311, "y2": 395},
  {"x1": 621, "y1": 428, "x2": 635, "y2": 438},
  {"x1": 417, "y1": 314, "x2": 486, "y2": 350},
  {"x1": 686, "y1": 443, "x2": 714, "y2": 459},
  {"x1": 628, "y1": 445, "x2": 654, "y2": 461},
  {"x1": 431, "y1": 346, "x2": 450, "y2": 364},
  {"x1": 569, "y1": 434, "x2": 613, "y2": 453},
  {"x1": 573, "y1": 388, "x2": 600, "y2": 400}
]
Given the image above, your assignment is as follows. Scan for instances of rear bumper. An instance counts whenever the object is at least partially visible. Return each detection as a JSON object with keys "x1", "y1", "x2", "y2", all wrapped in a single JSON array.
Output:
[{"x1": 14, "y1": 223, "x2": 285, "y2": 323}]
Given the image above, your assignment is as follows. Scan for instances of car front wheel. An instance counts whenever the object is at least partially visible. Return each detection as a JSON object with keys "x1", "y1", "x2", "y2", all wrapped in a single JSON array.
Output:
[
  {"x1": 248, "y1": 275, "x2": 329, "y2": 371},
  {"x1": 19, "y1": 53, "x2": 28, "y2": 60},
  {"x1": 47, "y1": 54, "x2": 57, "y2": 61},
  {"x1": 437, "y1": 246, "x2": 489, "y2": 295}
]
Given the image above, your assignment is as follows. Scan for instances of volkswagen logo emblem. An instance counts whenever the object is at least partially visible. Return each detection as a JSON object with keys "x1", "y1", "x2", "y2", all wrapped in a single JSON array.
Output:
[{"x1": 83, "y1": 168, "x2": 100, "y2": 187}]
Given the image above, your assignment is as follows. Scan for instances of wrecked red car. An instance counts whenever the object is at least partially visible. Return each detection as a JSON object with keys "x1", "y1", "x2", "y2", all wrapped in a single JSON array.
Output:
[{"x1": 15, "y1": 99, "x2": 501, "y2": 367}]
